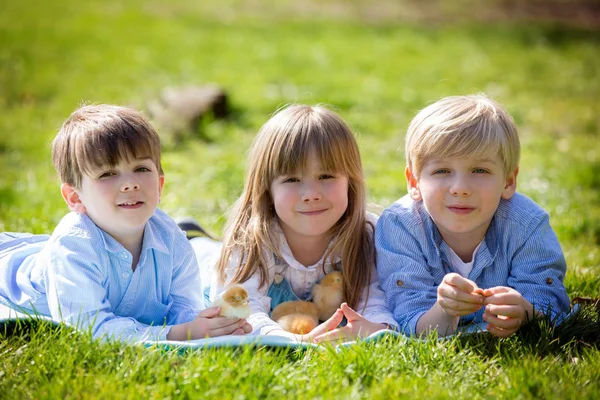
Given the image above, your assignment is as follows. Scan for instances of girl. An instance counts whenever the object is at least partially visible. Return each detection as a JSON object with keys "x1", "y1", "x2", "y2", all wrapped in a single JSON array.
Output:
[{"x1": 191, "y1": 104, "x2": 397, "y2": 342}]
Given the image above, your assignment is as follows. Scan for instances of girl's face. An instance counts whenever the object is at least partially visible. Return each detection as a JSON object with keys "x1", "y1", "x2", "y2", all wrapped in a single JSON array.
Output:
[{"x1": 270, "y1": 150, "x2": 349, "y2": 248}]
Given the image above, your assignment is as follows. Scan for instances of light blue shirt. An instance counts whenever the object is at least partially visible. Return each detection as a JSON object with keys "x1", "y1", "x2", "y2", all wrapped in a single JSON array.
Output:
[
  {"x1": 0, "y1": 209, "x2": 204, "y2": 342},
  {"x1": 376, "y1": 192, "x2": 570, "y2": 336}
]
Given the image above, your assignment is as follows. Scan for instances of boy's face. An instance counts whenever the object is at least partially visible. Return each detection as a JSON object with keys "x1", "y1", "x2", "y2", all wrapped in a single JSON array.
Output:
[
  {"x1": 406, "y1": 155, "x2": 517, "y2": 248},
  {"x1": 61, "y1": 157, "x2": 164, "y2": 244}
]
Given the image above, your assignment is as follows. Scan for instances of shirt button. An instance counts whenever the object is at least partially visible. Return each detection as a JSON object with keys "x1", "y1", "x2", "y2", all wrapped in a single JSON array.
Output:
[
  {"x1": 122, "y1": 272, "x2": 130, "y2": 279},
  {"x1": 396, "y1": 279, "x2": 404, "y2": 287},
  {"x1": 120, "y1": 252, "x2": 129, "y2": 260},
  {"x1": 546, "y1": 277, "x2": 553, "y2": 285}
]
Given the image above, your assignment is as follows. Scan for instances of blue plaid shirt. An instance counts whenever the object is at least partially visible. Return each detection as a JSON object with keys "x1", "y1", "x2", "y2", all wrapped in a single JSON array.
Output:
[
  {"x1": 376, "y1": 192, "x2": 570, "y2": 336},
  {"x1": 0, "y1": 209, "x2": 203, "y2": 342}
]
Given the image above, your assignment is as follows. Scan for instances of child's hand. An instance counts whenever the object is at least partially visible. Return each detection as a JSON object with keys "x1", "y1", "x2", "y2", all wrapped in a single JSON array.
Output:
[
  {"x1": 167, "y1": 306, "x2": 251, "y2": 340},
  {"x1": 312, "y1": 303, "x2": 387, "y2": 344},
  {"x1": 482, "y1": 286, "x2": 534, "y2": 338},
  {"x1": 437, "y1": 273, "x2": 485, "y2": 317}
]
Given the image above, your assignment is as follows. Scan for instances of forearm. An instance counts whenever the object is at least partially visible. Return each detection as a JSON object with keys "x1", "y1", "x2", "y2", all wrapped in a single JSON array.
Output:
[
  {"x1": 415, "y1": 302, "x2": 460, "y2": 337},
  {"x1": 166, "y1": 322, "x2": 194, "y2": 341}
]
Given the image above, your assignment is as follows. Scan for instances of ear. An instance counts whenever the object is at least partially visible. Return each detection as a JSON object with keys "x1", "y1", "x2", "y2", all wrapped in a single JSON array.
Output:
[
  {"x1": 158, "y1": 175, "x2": 165, "y2": 201},
  {"x1": 405, "y1": 167, "x2": 422, "y2": 201},
  {"x1": 501, "y1": 166, "x2": 519, "y2": 200},
  {"x1": 60, "y1": 183, "x2": 87, "y2": 213}
]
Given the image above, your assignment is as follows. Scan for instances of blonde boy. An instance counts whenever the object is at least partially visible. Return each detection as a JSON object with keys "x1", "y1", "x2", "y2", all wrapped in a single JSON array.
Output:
[
  {"x1": 376, "y1": 94, "x2": 570, "y2": 337},
  {"x1": 0, "y1": 105, "x2": 250, "y2": 341}
]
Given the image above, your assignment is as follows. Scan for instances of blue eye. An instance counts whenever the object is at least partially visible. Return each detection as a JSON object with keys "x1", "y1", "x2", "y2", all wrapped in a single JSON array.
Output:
[
  {"x1": 432, "y1": 169, "x2": 450, "y2": 175},
  {"x1": 473, "y1": 168, "x2": 489, "y2": 174}
]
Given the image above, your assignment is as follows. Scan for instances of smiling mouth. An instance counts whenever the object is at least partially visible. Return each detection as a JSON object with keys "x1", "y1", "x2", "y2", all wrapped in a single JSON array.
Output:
[
  {"x1": 118, "y1": 201, "x2": 144, "y2": 209},
  {"x1": 448, "y1": 206, "x2": 474, "y2": 215},
  {"x1": 299, "y1": 209, "x2": 327, "y2": 216}
]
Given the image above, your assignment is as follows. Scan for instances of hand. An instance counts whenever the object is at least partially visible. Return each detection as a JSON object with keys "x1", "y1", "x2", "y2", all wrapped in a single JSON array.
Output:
[
  {"x1": 291, "y1": 308, "x2": 345, "y2": 343},
  {"x1": 482, "y1": 286, "x2": 533, "y2": 338},
  {"x1": 437, "y1": 273, "x2": 485, "y2": 317},
  {"x1": 167, "y1": 306, "x2": 251, "y2": 340},
  {"x1": 313, "y1": 303, "x2": 387, "y2": 344}
]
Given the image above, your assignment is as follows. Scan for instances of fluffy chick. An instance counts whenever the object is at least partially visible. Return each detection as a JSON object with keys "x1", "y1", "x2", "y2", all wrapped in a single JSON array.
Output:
[
  {"x1": 213, "y1": 285, "x2": 251, "y2": 319},
  {"x1": 312, "y1": 271, "x2": 344, "y2": 321},
  {"x1": 271, "y1": 301, "x2": 319, "y2": 334}
]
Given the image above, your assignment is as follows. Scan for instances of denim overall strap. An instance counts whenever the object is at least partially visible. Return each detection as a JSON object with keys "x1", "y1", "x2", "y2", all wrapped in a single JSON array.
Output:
[{"x1": 266, "y1": 255, "x2": 303, "y2": 316}]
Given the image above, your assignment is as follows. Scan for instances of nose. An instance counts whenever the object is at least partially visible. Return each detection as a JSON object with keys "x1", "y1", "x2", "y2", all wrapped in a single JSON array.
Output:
[
  {"x1": 449, "y1": 175, "x2": 471, "y2": 196},
  {"x1": 301, "y1": 183, "x2": 322, "y2": 202},
  {"x1": 120, "y1": 175, "x2": 140, "y2": 192}
]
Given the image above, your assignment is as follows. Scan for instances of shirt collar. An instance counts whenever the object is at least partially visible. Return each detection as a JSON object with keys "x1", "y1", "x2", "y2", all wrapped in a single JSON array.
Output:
[
  {"x1": 420, "y1": 203, "x2": 499, "y2": 265},
  {"x1": 270, "y1": 219, "x2": 341, "y2": 270},
  {"x1": 96, "y1": 214, "x2": 170, "y2": 257}
]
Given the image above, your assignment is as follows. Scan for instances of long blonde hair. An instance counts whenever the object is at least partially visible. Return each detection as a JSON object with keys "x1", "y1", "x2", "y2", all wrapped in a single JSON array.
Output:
[{"x1": 216, "y1": 104, "x2": 373, "y2": 310}]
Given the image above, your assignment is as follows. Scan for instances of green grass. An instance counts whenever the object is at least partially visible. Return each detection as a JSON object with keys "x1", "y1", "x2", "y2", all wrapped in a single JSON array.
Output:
[{"x1": 1, "y1": 0, "x2": 599, "y2": 398}]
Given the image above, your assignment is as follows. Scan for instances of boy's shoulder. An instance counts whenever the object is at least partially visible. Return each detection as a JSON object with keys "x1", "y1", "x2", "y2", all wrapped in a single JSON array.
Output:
[
  {"x1": 52, "y1": 212, "x2": 103, "y2": 241},
  {"x1": 380, "y1": 194, "x2": 428, "y2": 225},
  {"x1": 145, "y1": 208, "x2": 189, "y2": 249},
  {"x1": 495, "y1": 192, "x2": 549, "y2": 226}
]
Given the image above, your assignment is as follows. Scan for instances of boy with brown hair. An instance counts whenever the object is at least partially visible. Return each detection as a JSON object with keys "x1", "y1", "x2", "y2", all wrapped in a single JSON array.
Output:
[{"x1": 0, "y1": 104, "x2": 250, "y2": 342}]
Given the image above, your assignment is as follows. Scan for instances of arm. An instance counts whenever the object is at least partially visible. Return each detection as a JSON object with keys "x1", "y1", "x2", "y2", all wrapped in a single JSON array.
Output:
[
  {"x1": 166, "y1": 233, "x2": 250, "y2": 339},
  {"x1": 211, "y1": 255, "x2": 292, "y2": 338},
  {"x1": 482, "y1": 214, "x2": 570, "y2": 337},
  {"x1": 165, "y1": 233, "x2": 206, "y2": 325},
  {"x1": 506, "y1": 213, "x2": 570, "y2": 316},
  {"x1": 376, "y1": 210, "x2": 475, "y2": 336},
  {"x1": 45, "y1": 232, "x2": 244, "y2": 342},
  {"x1": 44, "y1": 237, "x2": 172, "y2": 342}
]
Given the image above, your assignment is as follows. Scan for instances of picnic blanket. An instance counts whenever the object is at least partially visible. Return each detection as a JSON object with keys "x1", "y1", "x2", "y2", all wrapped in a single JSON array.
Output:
[{"x1": 0, "y1": 312, "x2": 487, "y2": 350}]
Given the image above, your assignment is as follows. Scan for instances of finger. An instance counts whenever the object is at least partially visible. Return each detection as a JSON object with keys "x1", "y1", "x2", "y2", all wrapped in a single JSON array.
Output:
[
  {"x1": 208, "y1": 320, "x2": 248, "y2": 337},
  {"x1": 322, "y1": 308, "x2": 345, "y2": 331},
  {"x1": 340, "y1": 303, "x2": 363, "y2": 322},
  {"x1": 197, "y1": 306, "x2": 222, "y2": 318},
  {"x1": 444, "y1": 273, "x2": 478, "y2": 292},
  {"x1": 483, "y1": 312, "x2": 521, "y2": 330},
  {"x1": 485, "y1": 304, "x2": 523, "y2": 319},
  {"x1": 205, "y1": 316, "x2": 242, "y2": 330},
  {"x1": 314, "y1": 328, "x2": 345, "y2": 343},
  {"x1": 241, "y1": 322, "x2": 253, "y2": 334},
  {"x1": 310, "y1": 309, "x2": 344, "y2": 337},
  {"x1": 483, "y1": 292, "x2": 521, "y2": 306},
  {"x1": 482, "y1": 286, "x2": 510, "y2": 297},
  {"x1": 438, "y1": 298, "x2": 483, "y2": 316},
  {"x1": 439, "y1": 285, "x2": 484, "y2": 305},
  {"x1": 486, "y1": 323, "x2": 518, "y2": 338}
]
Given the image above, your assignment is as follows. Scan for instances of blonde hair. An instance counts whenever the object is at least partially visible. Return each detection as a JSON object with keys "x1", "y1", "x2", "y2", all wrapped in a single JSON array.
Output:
[
  {"x1": 216, "y1": 104, "x2": 373, "y2": 310},
  {"x1": 52, "y1": 104, "x2": 163, "y2": 188},
  {"x1": 405, "y1": 93, "x2": 520, "y2": 178}
]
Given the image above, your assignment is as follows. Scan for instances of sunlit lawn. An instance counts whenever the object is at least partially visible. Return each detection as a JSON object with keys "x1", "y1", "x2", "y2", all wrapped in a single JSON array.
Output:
[{"x1": 1, "y1": 1, "x2": 599, "y2": 398}]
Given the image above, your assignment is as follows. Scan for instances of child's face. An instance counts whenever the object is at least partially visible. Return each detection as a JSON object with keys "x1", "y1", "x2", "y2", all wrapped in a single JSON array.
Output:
[
  {"x1": 407, "y1": 155, "x2": 517, "y2": 248},
  {"x1": 63, "y1": 157, "x2": 164, "y2": 244},
  {"x1": 270, "y1": 150, "x2": 349, "y2": 248}
]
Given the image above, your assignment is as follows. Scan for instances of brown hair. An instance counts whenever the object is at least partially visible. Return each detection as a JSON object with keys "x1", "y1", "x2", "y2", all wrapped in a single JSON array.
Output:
[
  {"x1": 52, "y1": 104, "x2": 163, "y2": 188},
  {"x1": 216, "y1": 104, "x2": 373, "y2": 310}
]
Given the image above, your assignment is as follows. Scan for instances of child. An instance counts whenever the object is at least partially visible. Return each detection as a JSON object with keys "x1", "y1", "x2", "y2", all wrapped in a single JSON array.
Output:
[
  {"x1": 190, "y1": 104, "x2": 398, "y2": 342},
  {"x1": 0, "y1": 104, "x2": 250, "y2": 342},
  {"x1": 376, "y1": 94, "x2": 570, "y2": 337}
]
